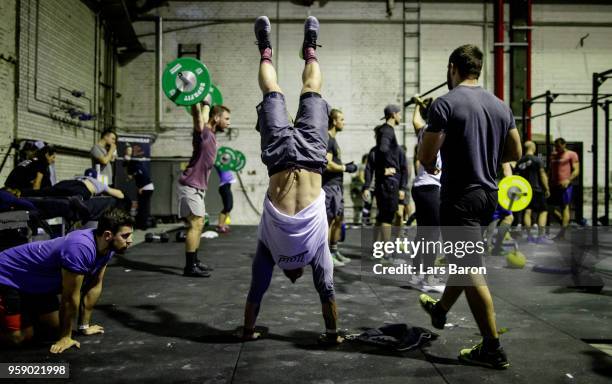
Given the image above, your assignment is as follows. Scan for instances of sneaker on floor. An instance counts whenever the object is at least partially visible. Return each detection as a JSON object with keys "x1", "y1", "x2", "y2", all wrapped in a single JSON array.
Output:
[
  {"x1": 420, "y1": 276, "x2": 445, "y2": 294},
  {"x1": 527, "y1": 235, "x2": 537, "y2": 244},
  {"x1": 254, "y1": 16, "x2": 272, "y2": 50},
  {"x1": 300, "y1": 16, "x2": 320, "y2": 58},
  {"x1": 334, "y1": 251, "x2": 351, "y2": 263},
  {"x1": 536, "y1": 235, "x2": 554, "y2": 245},
  {"x1": 195, "y1": 260, "x2": 214, "y2": 272},
  {"x1": 332, "y1": 254, "x2": 345, "y2": 268},
  {"x1": 418, "y1": 293, "x2": 446, "y2": 330},
  {"x1": 183, "y1": 264, "x2": 211, "y2": 277},
  {"x1": 458, "y1": 343, "x2": 510, "y2": 370}
]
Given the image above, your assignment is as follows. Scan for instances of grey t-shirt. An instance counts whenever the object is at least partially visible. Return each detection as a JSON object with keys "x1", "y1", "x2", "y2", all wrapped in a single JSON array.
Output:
[
  {"x1": 426, "y1": 85, "x2": 515, "y2": 202},
  {"x1": 75, "y1": 176, "x2": 109, "y2": 195},
  {"x1": 90, "y1": 144, "x2": 113, "y2": 182}
]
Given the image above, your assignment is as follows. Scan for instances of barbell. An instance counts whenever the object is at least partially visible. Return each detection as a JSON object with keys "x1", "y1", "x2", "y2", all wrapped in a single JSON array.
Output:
[
  {"x1": 498, "y1": 175, "x2": 533, "y2": 212},
  {"x1": 162, "y1": 57, "x2": 225, "y2": 108},
  {"x1": 162, "y1": 57, "x2": 212, "y2": 106},
  {"x1": 184, "y1": 83, "x2": 224, "y2": 115},
  {"x1": 403, "y1": 81, "x2": 446, "y2": 107}
]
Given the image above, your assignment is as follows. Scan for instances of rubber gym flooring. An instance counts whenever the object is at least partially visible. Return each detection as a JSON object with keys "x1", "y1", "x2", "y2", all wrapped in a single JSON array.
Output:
[{"x1": 2, "y1": 226, "x2": 611, "y2": 384}]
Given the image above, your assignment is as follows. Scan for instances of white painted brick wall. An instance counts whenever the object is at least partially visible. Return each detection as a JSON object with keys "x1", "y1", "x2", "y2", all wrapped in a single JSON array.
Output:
[
  {"x1": 531, "y1": 25, "x2": 612, "y2": 199},
  {"x1": 0, "y1": 0, "x2": 16, "y2": 183},
  {"x1": 15, "y1": 0, "x2": 98, "y2": 182},
  {"x1": 114, "y1": 1, "x2": 612, "y2": 223}
]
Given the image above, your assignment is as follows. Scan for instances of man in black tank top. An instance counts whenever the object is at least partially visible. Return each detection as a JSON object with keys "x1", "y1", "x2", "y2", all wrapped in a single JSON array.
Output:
[
  {"x1": 516, "y1": 141, "x2": 551, "y2": 242},
  {"x1": 417, "y1": 44, "x2": 522, "y2": 369}
]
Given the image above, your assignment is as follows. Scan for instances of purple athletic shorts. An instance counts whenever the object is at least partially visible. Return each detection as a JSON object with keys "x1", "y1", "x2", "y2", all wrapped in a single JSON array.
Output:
[{"x1": 256, "y1": 92, "x2": 330, "y2": 176}]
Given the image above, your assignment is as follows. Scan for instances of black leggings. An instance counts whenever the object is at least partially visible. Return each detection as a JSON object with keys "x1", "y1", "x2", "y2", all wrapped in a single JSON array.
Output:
[
  {"x1": 27, "y1": 180, "x2": 91, "y2": 201},
  {"x1": 411, "y1": 185, "x2": 441, "y2": 270},
  {"x1": 219, "y1": 183, "x2": 233, "y2": 214},
  {"x1": 136, "y1": 190, "x2": 153, "y2": 228}
]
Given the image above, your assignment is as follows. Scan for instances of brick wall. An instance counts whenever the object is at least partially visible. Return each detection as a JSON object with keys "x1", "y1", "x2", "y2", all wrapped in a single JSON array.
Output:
[
  {"x1": 14, "y1": 0, "x2": 98, "y2": 182},
  {"x1": 114, "y1": 1, "x2": 612, "y2": 224},
  {"x1": 0, "y1": 0, "x2": 16, "y2": 182}
]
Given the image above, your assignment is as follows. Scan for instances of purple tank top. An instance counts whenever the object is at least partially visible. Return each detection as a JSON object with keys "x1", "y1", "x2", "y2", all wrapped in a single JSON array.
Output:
[
  {"x1": 216, "y1": 168, "x2": 236, "y2": 186},
  {"x1": 179, "y1": 128, "x2": 217, "y2": 190}
]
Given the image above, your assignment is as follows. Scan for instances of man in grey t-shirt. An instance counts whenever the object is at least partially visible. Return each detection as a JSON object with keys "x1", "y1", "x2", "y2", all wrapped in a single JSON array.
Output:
[
  {"x1": 90, "y1": 129, "x2": 117, "y2": 186},
  {"x1": 417, "y1": 44, "x2": 522, "y2": 369}
]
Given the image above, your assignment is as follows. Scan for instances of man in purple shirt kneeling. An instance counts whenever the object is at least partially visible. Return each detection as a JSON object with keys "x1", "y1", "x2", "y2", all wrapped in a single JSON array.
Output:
[{"x1": 0, "y1": 208, "x2": 134, "y2": 354}]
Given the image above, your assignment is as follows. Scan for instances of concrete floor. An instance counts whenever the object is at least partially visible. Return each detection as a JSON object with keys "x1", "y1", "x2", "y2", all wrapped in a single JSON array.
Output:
[{"x1": 1, "y1": 226, "x2": 611, "y2": 383}]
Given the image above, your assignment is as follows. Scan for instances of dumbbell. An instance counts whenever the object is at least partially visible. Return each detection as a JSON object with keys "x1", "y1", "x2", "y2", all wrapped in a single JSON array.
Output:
[{"x1": 145, "y1": 232, "x2": 169, "y2": 243}]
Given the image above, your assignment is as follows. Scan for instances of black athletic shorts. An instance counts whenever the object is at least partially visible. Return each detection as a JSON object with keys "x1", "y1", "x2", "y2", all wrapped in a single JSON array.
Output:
[
  {"x1": 0, "y1": 284, "x2": 59, "y2": 331},
  {"x1": 375, "y1": 179, "x2": 399, "y2": 224},
  {"x1": 527, "y1": 191, "x2": 547, "y2": 212},
  {"x1": 440, "y1": 188, "x2": 497, "y2": 268}
]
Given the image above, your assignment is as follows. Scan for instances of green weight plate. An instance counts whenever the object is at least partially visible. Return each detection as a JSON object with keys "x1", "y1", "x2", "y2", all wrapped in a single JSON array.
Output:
[
  {"x1": 234, "y1": 150, "x2": 246, "y2": 171},
  {"x1": 215, "y1": 146, "x2": 238, "y2": 172},
  {"x1": 184, "y1": 83, "x2": 224, "y2": 115},
  {"x1": 498, "y1": 175, "x2": 533, "y2": 212},
  {"x1": 210, "y1": 84, "x2": 223, "y2": 106},
  {"x1": 162, "y1": 57, "x2": 211, "y2": 106}
]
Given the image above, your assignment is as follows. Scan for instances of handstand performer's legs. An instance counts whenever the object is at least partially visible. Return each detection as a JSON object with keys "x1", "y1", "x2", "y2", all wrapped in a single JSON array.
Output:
[
  {"x1": 300, "y1": 16, "x2": 321, "y2": 95},
  {"x1": 255, "y1": 16, "x2": 283, "y2": 95}
]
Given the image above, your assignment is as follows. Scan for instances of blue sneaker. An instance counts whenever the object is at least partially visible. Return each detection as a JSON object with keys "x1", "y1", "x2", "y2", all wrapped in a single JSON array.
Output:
[
  {"x1": 254, "y1": 16, "x2": 272, "y2": 51},
  {"x1": 536, "y1": 235, "x2": 555, "y2": 245}
]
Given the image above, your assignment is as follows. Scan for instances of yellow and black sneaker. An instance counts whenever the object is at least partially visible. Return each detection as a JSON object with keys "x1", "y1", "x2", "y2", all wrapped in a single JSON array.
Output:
[
  {"x1": 458, "y1": 342, "x2": 510, "y2": 370},
  {"x1": 418, "y1": 294, "x2": 446, "y2": 330}
]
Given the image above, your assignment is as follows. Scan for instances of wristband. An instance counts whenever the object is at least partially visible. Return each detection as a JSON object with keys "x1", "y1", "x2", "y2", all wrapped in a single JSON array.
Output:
[{"x1": 78, "y1": 324, "x2": 90, "y2": 331}]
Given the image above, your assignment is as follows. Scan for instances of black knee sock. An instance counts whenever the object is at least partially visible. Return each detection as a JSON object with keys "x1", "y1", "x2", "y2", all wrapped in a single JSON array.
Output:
[
  {"x1": 185, "y1": 251, "x2": 197, "y2": 266},
  {"x1": 483, "y1": 336, "x2": 501, "y2": 351},
  {"x1": 493, "y1": 223, "x2": 511, "y2": 253}
]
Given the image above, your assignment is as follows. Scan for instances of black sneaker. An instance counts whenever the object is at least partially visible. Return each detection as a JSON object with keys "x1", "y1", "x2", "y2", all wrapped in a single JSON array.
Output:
[
  {"x1": 418, "y1": 294, "x2": 446, "y2": 330},
  {"x1": 300, "y1": 16, "x2": 320, "y2": 58},
  {"x1": 195, "y1": 260, "x2": 214, "y2": 272},
  {"x1": 459, "y1": 342, "x2": 510, "y2": 369},
  {"x1": 254, "y1": 16, "x2": 272, "y2": 51},
  {"x1": 183, "y1": 264, "x2": 211, "y2": 277}
]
